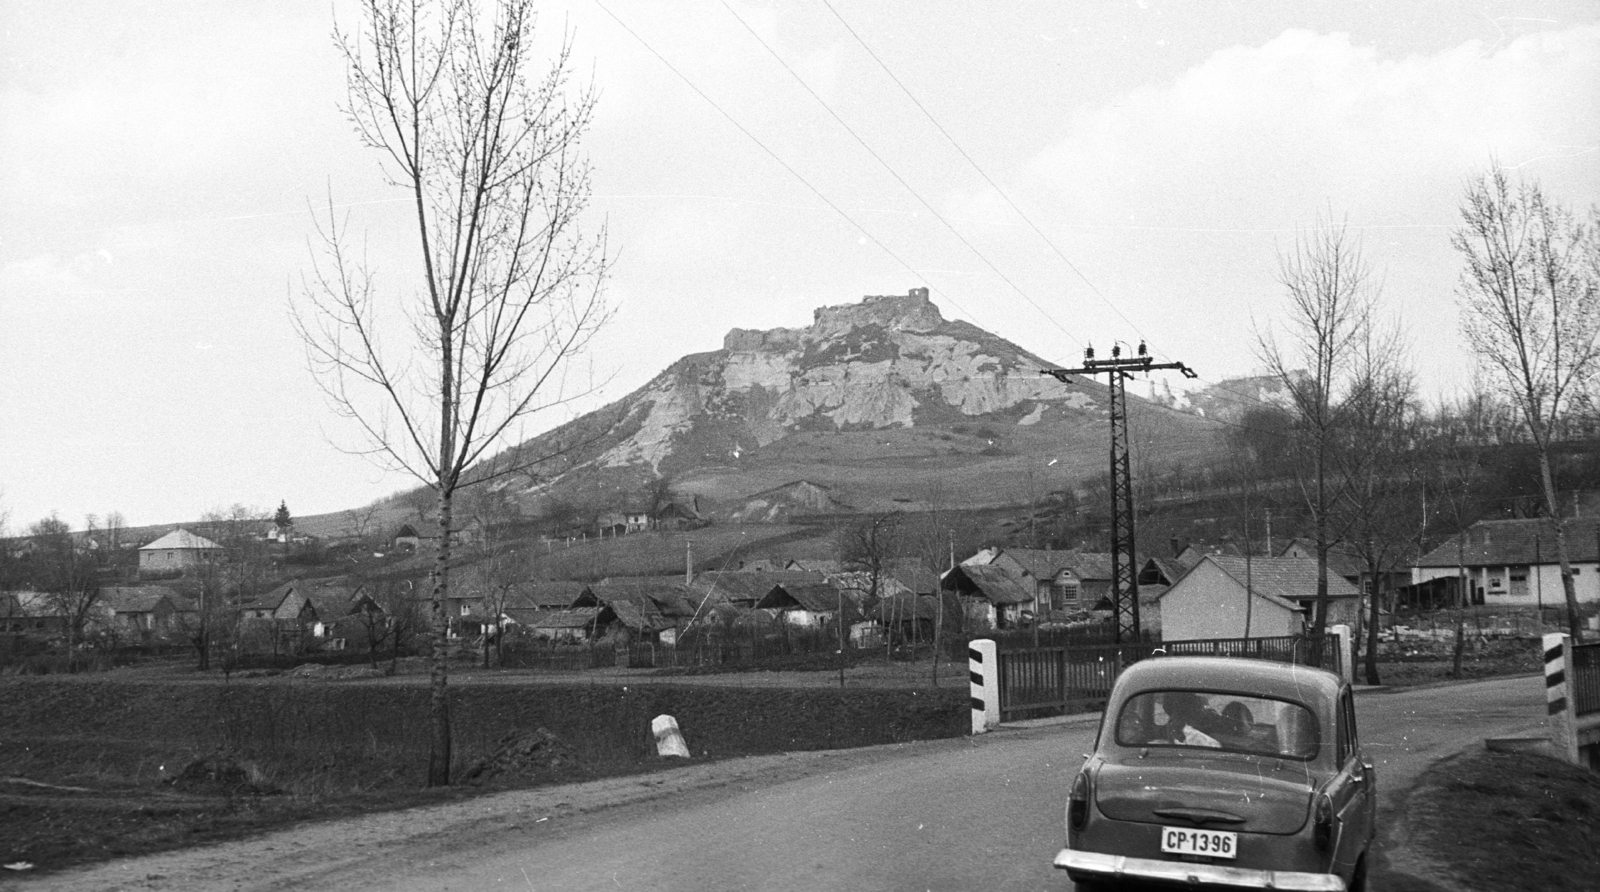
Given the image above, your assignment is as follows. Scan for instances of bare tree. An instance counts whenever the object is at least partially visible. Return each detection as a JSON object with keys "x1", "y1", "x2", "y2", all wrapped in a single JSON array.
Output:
[
  {"x1": 191, "y1": 505, "x2": 275, "y2": 671},
  {"x1": 1334, "y1": 328, "x2": 1420, "y2": 684},
  {"x1": 1256, "y1": 213, "x2": 1378, "y2": 650},
  {"x1": 293, "y1": 0, "x2": 610, "y2": 785},
  {"x1": 1422, "y1": 388, "x2": 1497, "y2": 676},
  {"x1": 343, "y1": 501, "x2": 382, "y2": 547},
  {"x1": 1454, "y1": 165, "x2": 1600, "y2": 640},
  {"x1": 25, "y1": 515, "x2": 102, "y2": 670}
]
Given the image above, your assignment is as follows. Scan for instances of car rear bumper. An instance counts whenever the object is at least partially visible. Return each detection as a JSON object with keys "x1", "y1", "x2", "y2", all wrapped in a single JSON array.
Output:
[{"x1": 1055, "y1": 848, "x2": 1346, "y2": 891}]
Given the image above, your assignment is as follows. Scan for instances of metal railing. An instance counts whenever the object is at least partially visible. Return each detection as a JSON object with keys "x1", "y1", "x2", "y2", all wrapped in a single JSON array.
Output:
[{"x1": 992, "y1": 634, "x2": 1339, "y2": 722}]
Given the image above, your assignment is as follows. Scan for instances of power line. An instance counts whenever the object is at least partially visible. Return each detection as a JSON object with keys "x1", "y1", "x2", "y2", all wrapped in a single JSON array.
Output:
[
  {"x1": 593, "y1": 0, "x2": 986, "y2": 328},
  {"x1": 820, "y1": 0, "x2": 1127, "y2": 339},
  {"x1": 816, "y1": 2, "x2": 1294, "y2": 415},
  {"x1": 719, "y1": 0, "x2": 1084, "y2": 354}
]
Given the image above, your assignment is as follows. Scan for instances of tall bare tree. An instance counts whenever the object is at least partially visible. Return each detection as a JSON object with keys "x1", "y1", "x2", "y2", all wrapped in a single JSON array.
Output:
[
  {"x1": 192, "y1": 505, "x2": 275, "y2": 671},
  {"x1": 1334, "y1": 328, "x2": 1420, "y2": 684},
  {"x1": 294, "y1": 0, "x2": 610, "y2": 785},
  {"x1": 1256, "y1": 214, "x2": 1379, "y2": 649},
  {"x1": 1454, "y1": 165, "x2": 1600, "y2": 640},
  {"x1": 26, "y1": 516, "x2": 102, "y2": 669}
]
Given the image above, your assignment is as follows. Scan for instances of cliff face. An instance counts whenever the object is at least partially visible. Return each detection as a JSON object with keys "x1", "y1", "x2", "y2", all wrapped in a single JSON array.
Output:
[
  {"x1": 587, "y1": 289, "x2": 1101, "y2": 472},
  {"x1": 494, "y1": 287, "x2": 1223, "y2": 518}
]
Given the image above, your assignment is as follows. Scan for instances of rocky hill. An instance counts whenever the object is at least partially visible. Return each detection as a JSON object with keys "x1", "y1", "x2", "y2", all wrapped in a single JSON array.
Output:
[{"x1": 494, "y1": 289, "x2": 1225, "y2": 521}]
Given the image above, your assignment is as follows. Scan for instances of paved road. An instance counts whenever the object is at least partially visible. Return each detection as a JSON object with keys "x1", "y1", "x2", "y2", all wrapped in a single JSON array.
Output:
[{"x1": 22, "y1": 675, "x2": 1548, "y2": 892}]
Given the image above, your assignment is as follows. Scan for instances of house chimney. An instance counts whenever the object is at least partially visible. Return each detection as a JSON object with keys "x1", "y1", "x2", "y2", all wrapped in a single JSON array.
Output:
[
  {"x1": 1170, "y1": 537, "x2": 1182, "y2": 558},
  {"x1": 685, "y1": 540, "x2": 694, "y2": 584}
]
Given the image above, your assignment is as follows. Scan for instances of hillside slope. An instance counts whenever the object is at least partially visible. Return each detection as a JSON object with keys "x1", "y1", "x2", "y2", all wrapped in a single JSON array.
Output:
[{"x1": 495, "y1": 289, "x2": 1226, "y2": 519}]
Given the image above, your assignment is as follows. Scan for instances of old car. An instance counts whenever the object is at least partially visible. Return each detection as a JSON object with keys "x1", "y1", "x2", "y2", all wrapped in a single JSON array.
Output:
[{"x1": 1055, "y1": 655, "x2": 1375, "y2": 891}]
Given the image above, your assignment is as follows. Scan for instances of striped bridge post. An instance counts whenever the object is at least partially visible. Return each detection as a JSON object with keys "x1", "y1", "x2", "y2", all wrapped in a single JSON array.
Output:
[
  {"x1": 970, "y1": 638, "x2": 1000, "y2": 734},
  {"x1": 1544, "y1": 633, "x2": 1580, "y2": 764}
]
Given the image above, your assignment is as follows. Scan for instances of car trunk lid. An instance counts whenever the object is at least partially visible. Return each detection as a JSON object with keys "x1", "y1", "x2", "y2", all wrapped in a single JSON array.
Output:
[{"x1": 1094, "y1": 757, "x2": 1313, "y2": 835}]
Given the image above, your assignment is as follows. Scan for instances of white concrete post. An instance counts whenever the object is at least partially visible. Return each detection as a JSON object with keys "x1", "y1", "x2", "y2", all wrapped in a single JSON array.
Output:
[
  {"x1": 652, "y1": 714, "x2": 690, "y2": 758},
  {"x1": 1330, "y1": 623, "x2": 1354, "y2": 685},
  {"x1": 969, "y1": 639, "x2": 1000, "y2": 734},
  {"x1": 1543, "y1": 634, "x2": 1580, "y2": 764}
]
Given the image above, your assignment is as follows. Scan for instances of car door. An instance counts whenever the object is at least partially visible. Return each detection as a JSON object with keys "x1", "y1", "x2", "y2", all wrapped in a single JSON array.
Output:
[{"x1": 1327, "y1": 687, "x2": 1374, "y2": 874}]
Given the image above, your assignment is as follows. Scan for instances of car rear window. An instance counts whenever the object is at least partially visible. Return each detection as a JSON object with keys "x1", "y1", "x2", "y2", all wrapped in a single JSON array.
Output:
[{"x1": 1113, "y1": 690, "x2": 1319, "y2": 759}]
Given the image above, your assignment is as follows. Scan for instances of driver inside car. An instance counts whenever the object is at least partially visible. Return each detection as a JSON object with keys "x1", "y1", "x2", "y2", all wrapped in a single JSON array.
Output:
[{"x1": 1161, "y1": 692, "x2": 1229, "y2": 748}]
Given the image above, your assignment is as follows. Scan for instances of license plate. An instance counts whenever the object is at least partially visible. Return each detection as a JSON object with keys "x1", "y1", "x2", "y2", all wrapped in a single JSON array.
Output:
[{"x1": 1160, "y1": 826, "x2": 1237, "y2": 860}]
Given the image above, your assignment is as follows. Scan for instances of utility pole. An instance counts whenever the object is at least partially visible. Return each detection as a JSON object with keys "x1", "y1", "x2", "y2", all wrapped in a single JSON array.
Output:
[{"x1": 1046, "y1": 342, "x2": 1197, "y2": 643}]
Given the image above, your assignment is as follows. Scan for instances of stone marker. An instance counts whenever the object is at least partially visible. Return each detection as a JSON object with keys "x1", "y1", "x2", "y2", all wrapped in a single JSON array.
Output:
[{"x1": 653, "y1": 714, "x2": 690, "y2": 758}]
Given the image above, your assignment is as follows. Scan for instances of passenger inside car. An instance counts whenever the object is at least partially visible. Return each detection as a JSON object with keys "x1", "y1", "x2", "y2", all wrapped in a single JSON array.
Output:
[{"x1": 1160, "y1": 692, "x2": 1229, "y2": 747}]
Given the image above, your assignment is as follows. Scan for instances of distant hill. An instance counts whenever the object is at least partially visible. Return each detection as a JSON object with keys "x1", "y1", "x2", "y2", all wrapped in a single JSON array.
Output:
[{"x1": 486, "y1": 288, "x2": 1227, "y2": 522}]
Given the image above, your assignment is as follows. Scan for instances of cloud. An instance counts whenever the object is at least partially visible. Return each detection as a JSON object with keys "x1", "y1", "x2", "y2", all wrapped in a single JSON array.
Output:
[{"x1": 1026, "y1": 25, "x2": 1600, "y2": 229}]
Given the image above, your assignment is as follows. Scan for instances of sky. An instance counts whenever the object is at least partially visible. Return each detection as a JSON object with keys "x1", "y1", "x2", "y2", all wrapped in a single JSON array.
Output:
[{"x1": 2, "y1": 0, "x2": 1597, "y2": 531}]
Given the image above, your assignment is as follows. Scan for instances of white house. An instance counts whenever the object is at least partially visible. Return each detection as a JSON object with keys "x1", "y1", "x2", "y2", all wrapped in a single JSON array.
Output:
[
  {"x1": 1158, "y1": 555, "x2": 1363, "y2": 642},
  {"x1": 138, "y1": 529, "x2": 222, "y2": 572},
  {"x1": 1411, "y1": 518, "x2": 1600, "y2": 607}
]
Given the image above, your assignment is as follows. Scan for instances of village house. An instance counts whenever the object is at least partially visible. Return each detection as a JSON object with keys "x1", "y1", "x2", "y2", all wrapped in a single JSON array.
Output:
[
  {"x1": 99, "y1": 585, "x2": 182, "y2": 635},
  {"x1": 689, "y1": 570, "x2": 824, "y2": 609},
  {"x1": 752, "y1": 580, "x2": 873, "y2": 641},
  {"x1": 138, "y1": 528, "x2": 221, "y2": 573},
  {"x1": 1410, "y1": 517, "x2": 1600, "y2": 607},
  {"x1": 503, "y1": 606, "x2": 601, "y2": 642},
  {"x1": 241, "y1": 580, "x2": 321, "y2": 626},
  {"x1": 960, "y1": 546, "x2": 1116, "y2": 616},
  {"x1": 577, "y1": 578, "x2": 701, "y2": 644},
  {"x1": 1279, "y1": 538, "x2": 1409, "y2": 596},
  {"x1": 940, "y1": 563, "x2": 1035, "y2": 629},
  {"x1": 1158, "y1": 554, "x2": 1363, "y2": 641}
]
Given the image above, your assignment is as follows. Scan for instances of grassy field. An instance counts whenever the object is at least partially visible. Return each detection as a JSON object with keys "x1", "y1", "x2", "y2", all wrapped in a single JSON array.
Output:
[
  {"x1": 1399, "y1": 750, "x2": 1600, "y2": 892},
  {"x1": 0, "y1": 640, "x2": 1563, "y2": 878}
]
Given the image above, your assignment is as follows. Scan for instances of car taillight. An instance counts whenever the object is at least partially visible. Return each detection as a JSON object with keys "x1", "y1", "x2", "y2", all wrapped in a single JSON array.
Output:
[
  {"x1": 1313, "y1": 793, "x2": 1334, "y2": 851},
  {"x1": 1069, "y1": 771, "x2": 1090, "y2": 831}
]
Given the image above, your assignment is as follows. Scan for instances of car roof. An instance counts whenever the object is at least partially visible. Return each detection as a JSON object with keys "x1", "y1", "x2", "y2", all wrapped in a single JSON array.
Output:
[{"x1": 1112, "y1": 656, "x2": 1345, "y2": 710}]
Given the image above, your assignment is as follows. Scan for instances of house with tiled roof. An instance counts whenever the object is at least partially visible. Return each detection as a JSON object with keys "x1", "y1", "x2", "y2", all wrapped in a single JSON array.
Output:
[
  {"x1": 138, "y1": 528, "x2": 221, "y2": 573},
  {"x1": 1158, "y1": 555, "x2": 1362, "y2": 642},
  {"x1": 577, "y1": 579, "x2": 701, "y2": 643},
  {"x1": 960, "y1": 547, "x2": 1115, "y2": 617},
  {"x1": 1411, "y1": 518, "x2": 1600, "y2": 607},
  {"x1": 503, "y1": 606, "x2": 601, "y2": 642},
  {"x1": 885, "y1": 559, "x2": 940, "y2": 597},
  {"x1": 753, "y1": 582, "x2": 865, "y2": 629},
  {"x1": 505, "y1": 580, "x2": 592, "y2": 610},
  {"x1": 689, "y1": 570, "x2": 823, "y2": 609},
  {"x1": 827, "y1": 570, "x2": 914, "y2": 602},
  {"x1": 241, "y1": 580, "x2": 321, "y2": 625},
  {"x1": 99, "y1": 585, "x2": 181, "y2": 634},
  {"x1": 940, "y1": 563, "x2": 1036, "y2": 630}
]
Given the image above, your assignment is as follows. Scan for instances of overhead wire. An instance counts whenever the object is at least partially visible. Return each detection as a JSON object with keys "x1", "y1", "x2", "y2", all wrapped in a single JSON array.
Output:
[
  {"x1": 816, "y1": 0, "x2": 1303, "y2": 419},
  {"x1": 598, "y1": 2, "x2": 1297, "y2": 423},
  {"x1": 592, "y1": 0, "x2": 991, "y2": 329},
  {"x1": 718, "y1": 0, "x2": 1085, "y2": 355}
]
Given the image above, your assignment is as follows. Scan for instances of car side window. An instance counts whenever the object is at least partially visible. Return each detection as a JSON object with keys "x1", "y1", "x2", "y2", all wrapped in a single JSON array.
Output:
[{"x1": 1336, "y1": 691, "x2": 1356, "y2": 766}]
